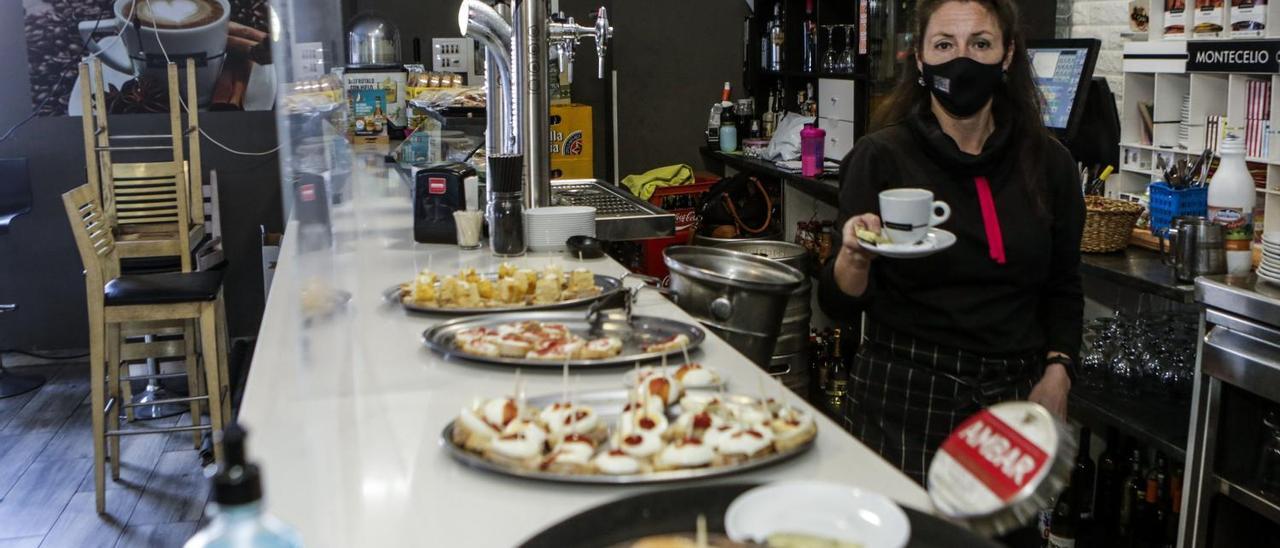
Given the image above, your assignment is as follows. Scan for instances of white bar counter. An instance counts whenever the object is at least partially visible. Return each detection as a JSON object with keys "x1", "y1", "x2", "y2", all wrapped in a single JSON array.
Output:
[{"x1": 238, "y1": 149, "x2": 930, "y2": 547}]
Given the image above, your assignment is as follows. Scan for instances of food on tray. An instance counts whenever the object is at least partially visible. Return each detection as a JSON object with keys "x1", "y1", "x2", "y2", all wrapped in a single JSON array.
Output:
[
  {"x1": 401, "y1": 263, "x2": 602, "y2": 309},
  {"x1": 643, "y1": 334, "x2": 691, "y2": 353},
  {"x1": 452, "y1": 320, "x2": 624, "y2": 361},
  {"x1": 451, "y1": 388, "x2": 817, "y2": 477}
]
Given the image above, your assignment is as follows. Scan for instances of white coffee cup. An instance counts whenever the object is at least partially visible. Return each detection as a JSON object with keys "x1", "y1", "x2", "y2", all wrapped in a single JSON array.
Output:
[
  {"x1": 879, "y1": 188, "x2": 951, "y2": 244},
  {"x1": 78, "y1": 0, "x2": 231, "y2": 105}
]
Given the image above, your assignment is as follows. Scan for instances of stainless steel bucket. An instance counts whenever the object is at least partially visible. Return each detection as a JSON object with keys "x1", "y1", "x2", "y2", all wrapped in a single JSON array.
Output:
[
  {"x1": 714, "y1": 241, "x2": 813, "y2": 390},
  {"x1": 662, "y1": 246, "x2": 804, "y2": 366}
]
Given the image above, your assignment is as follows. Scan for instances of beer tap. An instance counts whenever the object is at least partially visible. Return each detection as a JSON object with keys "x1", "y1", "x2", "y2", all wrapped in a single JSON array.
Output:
[{"x1": 548, "y1": 7, "x2": 613, "y2": 83}]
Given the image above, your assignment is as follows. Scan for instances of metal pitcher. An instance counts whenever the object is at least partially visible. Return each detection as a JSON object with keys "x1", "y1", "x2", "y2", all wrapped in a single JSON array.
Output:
[{"x1": 1161, "y1": 216, "x2": 1227, "y2": 282}]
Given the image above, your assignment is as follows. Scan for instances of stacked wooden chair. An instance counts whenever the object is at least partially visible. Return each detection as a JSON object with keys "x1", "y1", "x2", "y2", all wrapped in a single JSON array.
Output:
[{"x1": 72, "y1": 58, "x2": 229, "y2": 513}]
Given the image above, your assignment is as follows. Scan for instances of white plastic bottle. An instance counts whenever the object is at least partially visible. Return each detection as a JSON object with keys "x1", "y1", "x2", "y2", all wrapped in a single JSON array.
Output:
[{"x1": 1208, "y1": 134, "x2": 1257, "y2": 275}]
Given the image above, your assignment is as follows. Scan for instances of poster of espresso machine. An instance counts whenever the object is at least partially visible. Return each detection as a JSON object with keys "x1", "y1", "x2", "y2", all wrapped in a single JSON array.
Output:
[{"x1": 21, "y1": 0, "x2": 275, "y2": 116}]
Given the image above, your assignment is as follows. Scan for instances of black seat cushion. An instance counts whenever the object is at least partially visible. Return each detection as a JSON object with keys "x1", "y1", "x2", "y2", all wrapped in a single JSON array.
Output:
[
  {"x1": 119, "y1": 256, "x2": 183, "y2": 275},
  {"x1": 104, "y1": 270, "x2": 224, "y2": 306}
]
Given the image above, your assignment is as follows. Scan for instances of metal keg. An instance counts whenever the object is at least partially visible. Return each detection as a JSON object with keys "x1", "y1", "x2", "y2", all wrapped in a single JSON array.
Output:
[
  {"x1": 714, "y1": 241, "x2": 812, "y2": 394},
  {"x1": 662, "y1": 246, "x2": 804, "y2": 367}
]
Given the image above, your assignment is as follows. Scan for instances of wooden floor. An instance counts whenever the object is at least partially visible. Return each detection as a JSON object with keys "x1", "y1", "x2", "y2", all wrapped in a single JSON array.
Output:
[{"x1": 0, "y1": 362, "x2": 209, "y2": 548}]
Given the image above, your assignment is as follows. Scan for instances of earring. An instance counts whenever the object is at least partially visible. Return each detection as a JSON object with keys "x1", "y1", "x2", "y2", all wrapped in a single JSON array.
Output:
[{"x1": 918, "y1": 76, "x2": 925, "y2": 87}]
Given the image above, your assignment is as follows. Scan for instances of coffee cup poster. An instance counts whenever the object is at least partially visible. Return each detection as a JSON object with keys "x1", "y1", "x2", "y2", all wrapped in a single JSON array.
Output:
[{"x1": 22, "y1": 0, "x2": 274, "y2": 116}]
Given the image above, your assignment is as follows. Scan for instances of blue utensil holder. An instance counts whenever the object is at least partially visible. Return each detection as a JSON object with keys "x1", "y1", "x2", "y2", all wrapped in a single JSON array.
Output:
[{"x1": 1148, "y1": 181, "x2": 1208, "y2": 237}]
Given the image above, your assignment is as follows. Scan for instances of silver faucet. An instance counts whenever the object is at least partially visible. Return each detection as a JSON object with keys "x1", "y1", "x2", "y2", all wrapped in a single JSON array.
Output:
[{"x1": 550, "y1": 7, "x2": 613, "y2": 83}]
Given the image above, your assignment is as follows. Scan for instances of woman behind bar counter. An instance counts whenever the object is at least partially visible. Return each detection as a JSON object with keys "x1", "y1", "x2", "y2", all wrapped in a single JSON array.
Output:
[{"x1": 819, "y1": 0, "x2": 1085, "y2": 484}]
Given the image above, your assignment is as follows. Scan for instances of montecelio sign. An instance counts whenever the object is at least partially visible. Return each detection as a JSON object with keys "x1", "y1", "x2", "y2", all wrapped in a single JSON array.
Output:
[{"x1": 1187, "y1": 40, "x2": 1280, "y2": 73}]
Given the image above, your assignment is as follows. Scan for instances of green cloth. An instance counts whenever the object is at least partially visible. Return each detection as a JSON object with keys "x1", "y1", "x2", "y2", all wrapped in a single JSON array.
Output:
[{"x1": 621, "y1": 164, "x2": 694, "y2": 200}]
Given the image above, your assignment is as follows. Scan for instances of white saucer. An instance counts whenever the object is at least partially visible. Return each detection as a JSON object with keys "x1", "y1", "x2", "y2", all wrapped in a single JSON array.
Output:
[
  {"x1": 859, "y1": 228, "x2": 957, "y2": 259},
  {"x1": 725, "y1": 481, "x2": 910, "y2": 548}
]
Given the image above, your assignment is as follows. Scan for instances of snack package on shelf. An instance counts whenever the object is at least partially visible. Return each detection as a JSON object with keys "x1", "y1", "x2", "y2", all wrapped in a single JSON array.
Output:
[
  {"x1": 1194, "y1": 0, "x2": 1226, "y2": 38},
  {"x1": 1231, "y1": 0, "x2": 1268, "y2": 37},
  {"x1": 1166, "y1": 0, "x2": 1190, "y2": 38}
]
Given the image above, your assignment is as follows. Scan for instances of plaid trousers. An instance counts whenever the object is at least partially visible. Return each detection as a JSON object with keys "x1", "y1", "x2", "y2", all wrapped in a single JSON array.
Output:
[{"x1": 842, "y1": 320, "x2": 1039, "y2": 485}]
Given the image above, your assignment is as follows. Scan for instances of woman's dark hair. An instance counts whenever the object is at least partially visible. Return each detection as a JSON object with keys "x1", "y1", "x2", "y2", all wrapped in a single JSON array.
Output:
[{"x1": 872, "y1": 0, "x2": 1051, "y2": 215}]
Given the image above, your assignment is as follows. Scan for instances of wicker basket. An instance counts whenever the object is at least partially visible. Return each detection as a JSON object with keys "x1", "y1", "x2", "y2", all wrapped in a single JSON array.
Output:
[{"x1": 1081, "y1": 196, "x2": 1143, "y2": 253}]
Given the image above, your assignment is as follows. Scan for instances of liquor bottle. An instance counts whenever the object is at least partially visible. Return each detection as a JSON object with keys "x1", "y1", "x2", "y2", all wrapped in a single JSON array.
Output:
[
  {"x1": 1048, "y1": 483, "x2": 1078, "y2": 548},
  {"x1": 1164, "y1": 465, "x2": 1183, "y2": 548},
  {"x1": 802, "y1": 0, "x2": 817, "y2": 72},
  {"x1": 769, "y1": 2, "x2": 786, "y2": 71},
  {"x1": 1094, "y1": 429, "x2": 1120, "y2": 539},
  {"x1": 804, "y1": 83, "x2": 817, "y2": 116},
  {"x1": 825, "y1": 329, "x2": 847, "y2": 416},
  {"x1": 761, "y1": 10, "x2": 771, "y2": 70},
  {"x1": 1039, "y1": 494, "x2": 1055, "y2": 544},
  {"x1": 763, "y1": 88, "x2": 777, "y2": 137},
  {"x1": 1072, "y1": 428, "x2": 1097, "y2": 524},
  {"x1": 1145, "y1": 453, "x2": 1169, "y2": 547},
  {"x1": 1118, "y1": 449, "x2": 1144, "y2": 543}
]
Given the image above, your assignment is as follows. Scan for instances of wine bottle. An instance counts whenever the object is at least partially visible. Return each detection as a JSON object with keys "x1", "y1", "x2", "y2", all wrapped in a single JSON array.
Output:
[
  {"x1": 1048, "y1": 483, "x2": 1078, "y2": 547},
  {"x1": 1118, "y1": 449, "x2": 1143, "y2": 544},
  {"x1": 1073, "y1": 427, "x2": 1097, "y2": 521},
  {"x1": 825, "y1": 329, "x2": 847, "y2": 416},
  {"x1": 1094, "y1": 429, "x2": 1120, "y2": 539}
]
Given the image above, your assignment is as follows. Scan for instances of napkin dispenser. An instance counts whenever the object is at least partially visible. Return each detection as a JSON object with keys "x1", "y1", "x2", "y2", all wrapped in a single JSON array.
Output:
[{"x1": 413, "y1": 162, "x2": 478, "y2": 244}]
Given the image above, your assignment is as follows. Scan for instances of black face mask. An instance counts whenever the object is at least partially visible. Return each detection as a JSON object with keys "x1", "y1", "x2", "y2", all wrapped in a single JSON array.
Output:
[{"x1": 921, "y1": 57, "x2": 1004, "y2": 117}]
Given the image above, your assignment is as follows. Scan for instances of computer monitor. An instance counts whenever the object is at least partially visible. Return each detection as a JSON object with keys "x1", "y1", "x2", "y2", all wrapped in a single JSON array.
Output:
[{"x1": 1026, "y1": 39, "x2": 1100, "y2": 141}]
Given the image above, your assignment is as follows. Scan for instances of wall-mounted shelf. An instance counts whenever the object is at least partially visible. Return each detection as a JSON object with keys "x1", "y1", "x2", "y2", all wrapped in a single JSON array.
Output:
[
  {"x1": 699, "y1": 146, "x2": 840, "y2": 208},
  {"x1": 761, "y1": 69, "x2": 866, "y2": 81}
]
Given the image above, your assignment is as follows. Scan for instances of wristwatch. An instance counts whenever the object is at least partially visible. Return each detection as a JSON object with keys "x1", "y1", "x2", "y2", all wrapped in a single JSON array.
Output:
[{"x1": 1044, "y1": 354, "x2": 1076, "y2": 384}]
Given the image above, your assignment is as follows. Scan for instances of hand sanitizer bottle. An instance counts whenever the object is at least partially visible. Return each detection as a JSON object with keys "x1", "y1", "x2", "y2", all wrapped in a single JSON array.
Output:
[{"x1": 185, "y1": 424, "x2": 302, "y2": 548}]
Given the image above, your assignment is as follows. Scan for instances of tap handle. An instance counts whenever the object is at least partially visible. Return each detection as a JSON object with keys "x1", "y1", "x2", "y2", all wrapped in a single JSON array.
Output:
[{"x1": 594, "y1": 7, "x2": 613, "y2": 79}]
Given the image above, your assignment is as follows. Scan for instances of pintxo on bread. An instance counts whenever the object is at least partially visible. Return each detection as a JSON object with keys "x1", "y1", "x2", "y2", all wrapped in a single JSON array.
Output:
[
  {"x1": 448, "y1": 388, "x2": 817, "y2": 479},
  {"x1": 402, "y1": 263, "x2": 604, "y2": 310},
  {"x1": 452, "y1": 320, "x2": 623, "y2": 361}
]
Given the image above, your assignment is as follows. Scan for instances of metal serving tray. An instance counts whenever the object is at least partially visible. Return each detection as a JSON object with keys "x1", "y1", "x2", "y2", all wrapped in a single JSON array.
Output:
[
  {"x1": 388, "y1": 274, "x2": 624, "y2": 315},
  {"x1": 441, "y1": 390, "x2": 816, "y2": 485},
  {"x1": 421, "y1": 311, "x2": 706, "y2": 368}
]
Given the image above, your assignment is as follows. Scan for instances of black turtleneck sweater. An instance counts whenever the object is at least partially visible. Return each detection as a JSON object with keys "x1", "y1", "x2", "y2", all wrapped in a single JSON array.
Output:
[{"x1": 818, "y1": 106, "x2": 1085, "y2": 364}]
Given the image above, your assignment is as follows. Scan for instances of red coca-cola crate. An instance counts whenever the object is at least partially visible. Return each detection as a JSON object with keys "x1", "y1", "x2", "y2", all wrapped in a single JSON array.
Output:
[{"x1": 639, "y1": 176, "x2": 719, "y2": 278}]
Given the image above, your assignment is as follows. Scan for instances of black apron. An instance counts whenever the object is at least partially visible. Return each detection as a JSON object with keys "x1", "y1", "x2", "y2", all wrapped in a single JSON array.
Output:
[{"x1": 841, "y1": 320, "x2": 1039, "y2": 485}]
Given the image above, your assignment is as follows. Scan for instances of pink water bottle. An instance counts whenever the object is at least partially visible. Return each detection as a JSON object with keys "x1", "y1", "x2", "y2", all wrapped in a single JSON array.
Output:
[{"x1": 801, "y1": 123, "x2": 825, "y2": 177}]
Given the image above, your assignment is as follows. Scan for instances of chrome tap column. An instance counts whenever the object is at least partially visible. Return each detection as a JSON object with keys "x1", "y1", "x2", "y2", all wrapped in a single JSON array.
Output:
[{"x1": 514, "y1": 0, "x2": 551, "y2": 208}]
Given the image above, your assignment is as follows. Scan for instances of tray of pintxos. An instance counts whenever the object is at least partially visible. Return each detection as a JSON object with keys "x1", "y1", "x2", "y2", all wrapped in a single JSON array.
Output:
[
  {"x1": 422, "y1": 312, "x2": 705, "y2": 368},
  {"x1": 443, "y1": 383, "x2": 817, "y2": 485},
  {"x1": 387, "y1": 263, "x2": 624, "y2": 315}
]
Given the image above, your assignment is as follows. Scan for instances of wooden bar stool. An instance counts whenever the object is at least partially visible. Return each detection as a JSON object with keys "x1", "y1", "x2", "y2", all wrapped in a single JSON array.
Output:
[
  {"x1": 79, "y1": 59, "x2": 221, "y2": 427},
  {"x1": 62, "y1": 184, "x2": 229, "y2": 513}
]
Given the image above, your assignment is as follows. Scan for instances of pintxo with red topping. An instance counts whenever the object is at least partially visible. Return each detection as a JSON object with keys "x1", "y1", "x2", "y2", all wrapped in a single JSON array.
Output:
[{"x1": 445, "y1": 387, "x2": 818, "y2": 482}]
